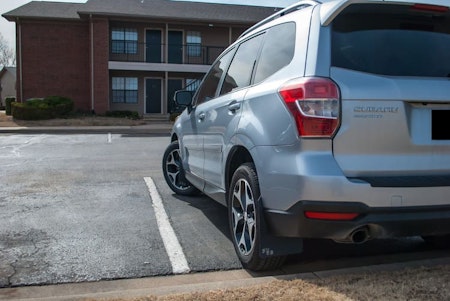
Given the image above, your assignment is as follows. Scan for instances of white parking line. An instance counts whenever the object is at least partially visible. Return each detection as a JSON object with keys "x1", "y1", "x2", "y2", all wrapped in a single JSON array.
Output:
[{"x1": 144, "y1": 177, "x2": 190, "y2": 274}]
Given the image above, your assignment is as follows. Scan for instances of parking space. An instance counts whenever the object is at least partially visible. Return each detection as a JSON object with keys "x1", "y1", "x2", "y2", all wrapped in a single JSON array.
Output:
[
  {"x1": 152, "y1": 175, "x2": 241, "y2": 272},
  {"x1": 0, "y1": 135, "x2": 174, "y2": 286},
  {"x1": 0, "y1": 134, "x2": 448, "y2": 288}
]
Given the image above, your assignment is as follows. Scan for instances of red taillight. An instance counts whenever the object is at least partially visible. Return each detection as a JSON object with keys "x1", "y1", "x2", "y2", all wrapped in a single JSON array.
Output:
[
  {"x1": 305, "y1": 211, "x2": 359, "y2": 221},
  {"x1": 278, "y1": 77, "x2": 340, "y2": 138},
  {"x1": 412, "y1": 4, "x2": 449, "y2": 13}
]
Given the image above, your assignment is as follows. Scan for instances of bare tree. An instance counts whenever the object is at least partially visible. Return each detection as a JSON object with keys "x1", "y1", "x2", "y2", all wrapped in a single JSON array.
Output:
[{"x1": 0, "y1": 33, "x2": 15, "y2": 68}]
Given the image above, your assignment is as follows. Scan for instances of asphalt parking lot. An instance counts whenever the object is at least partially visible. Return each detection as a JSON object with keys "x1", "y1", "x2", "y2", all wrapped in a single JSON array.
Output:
[
  {"x1": 0, "y1": 133, "x2": 449, "y2": 290},
  {"x1": 0, "y1": 134, "x2": 239, "y2": 288}
]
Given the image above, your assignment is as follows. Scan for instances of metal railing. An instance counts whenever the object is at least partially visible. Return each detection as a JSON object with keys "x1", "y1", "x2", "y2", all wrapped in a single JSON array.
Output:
[
  {"x1": 184, "y1": 78, "x2": 202, "y2": 92},
  {"x1": 110, "y1": 42, "x2": 225, "y2": 65}
]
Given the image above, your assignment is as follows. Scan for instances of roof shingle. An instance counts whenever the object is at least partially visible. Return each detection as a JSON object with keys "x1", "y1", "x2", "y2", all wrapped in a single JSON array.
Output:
[
  {"x1": 3, "y1": 2, "x2": 84, "y2": 21},
  {"x1": 3, "y1": 0, "x2": 279, "y2": 25}
]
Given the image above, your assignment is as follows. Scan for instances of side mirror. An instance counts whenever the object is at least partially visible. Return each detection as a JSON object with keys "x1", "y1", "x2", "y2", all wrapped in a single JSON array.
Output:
[
  {"x1": 174, "y1": 90, "x2": 193, "y2": 113},
  {"x1": 174, "y1": 90, "x2": 193, "y2": 106}
]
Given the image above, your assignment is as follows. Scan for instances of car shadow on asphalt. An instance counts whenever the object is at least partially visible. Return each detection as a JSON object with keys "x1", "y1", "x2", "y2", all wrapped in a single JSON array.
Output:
[
  {"x1": 170, "y1": 193, "x2": 449, "y2": 276},
  {"x1": 172, "y1": 193, "x2": 231, "y2": 241}
]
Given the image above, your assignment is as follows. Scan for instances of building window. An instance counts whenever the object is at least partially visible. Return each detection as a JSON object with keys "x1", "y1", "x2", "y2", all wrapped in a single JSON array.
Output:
[
  {"x1": 187, "y1": 31, "x2": 201, "y2": 57},
  {"x1": 112, "y1": 77, "x2": 138, "y2": 103},
  {"x1": 111, "y1": 28, "x2": 138, "y2": 54},
  {"x1": 185, "y1": 78, "x2": 200, "y2": 92}
]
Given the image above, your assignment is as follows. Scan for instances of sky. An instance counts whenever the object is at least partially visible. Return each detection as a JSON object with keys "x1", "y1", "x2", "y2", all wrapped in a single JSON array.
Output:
[{"x1": 0, "y1": 0, "x2": 298, "y2": 53}]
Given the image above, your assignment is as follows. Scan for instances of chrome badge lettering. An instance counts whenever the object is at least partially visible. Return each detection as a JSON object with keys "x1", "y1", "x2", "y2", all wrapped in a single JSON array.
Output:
[{"x1": 354, "y1": 106, "x2": 399, "y2": 119}]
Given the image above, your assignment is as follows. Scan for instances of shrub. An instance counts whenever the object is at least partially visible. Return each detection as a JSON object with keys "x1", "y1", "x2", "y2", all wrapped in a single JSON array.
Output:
[
  {"x1": 12, "y1": 96, "x2": 74, "y2": 120},
  {"x1": 5, "y1": 97, "x2": 16, "y2": 115},
  {"x1": 105, "y1": 110, "x2": 140, "y2": 120},
  {"x1": 44, "y1": 96, "x2": 74, "y2": 117},
  {"x1": 170, "y1": 112, "x2": 181, "y2": 121}
]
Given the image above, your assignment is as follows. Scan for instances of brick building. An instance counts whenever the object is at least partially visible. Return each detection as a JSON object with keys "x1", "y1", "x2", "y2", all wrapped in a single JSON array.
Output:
[{"x1": 2, "y1": 0, "x2": 276, "y2": 118}]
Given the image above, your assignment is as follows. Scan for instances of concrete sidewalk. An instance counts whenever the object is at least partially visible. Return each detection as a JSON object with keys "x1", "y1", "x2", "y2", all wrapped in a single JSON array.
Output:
[
  {"x1": 0, "y1": 122, "x2": 174, "y2": 135},
  {"x1": 1, "y1": 255, "x2": 449, "y2": 300}
]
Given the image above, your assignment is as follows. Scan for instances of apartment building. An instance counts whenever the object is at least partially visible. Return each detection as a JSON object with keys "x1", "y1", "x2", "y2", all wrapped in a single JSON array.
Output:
[{"x1": 3, "y1": 0, "x2": 276, "y2": 117}]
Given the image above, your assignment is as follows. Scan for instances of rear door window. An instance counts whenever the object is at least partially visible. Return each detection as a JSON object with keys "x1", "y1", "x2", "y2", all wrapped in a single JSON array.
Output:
[
  {"x1": 220, "y1": 34, "x2": 265, "y2": 95},
  {"x1": 195, "y1": 48, "x2": 235, "y2": 105},
  {"x1": 331, "y1": 4, "x2": 450, "y2": 77}
]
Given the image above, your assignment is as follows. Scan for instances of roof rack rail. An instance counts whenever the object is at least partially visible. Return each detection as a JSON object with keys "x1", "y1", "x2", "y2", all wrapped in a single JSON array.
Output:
[{"x1": 239, "y1": 0, "x2": 320, "y2": 39}]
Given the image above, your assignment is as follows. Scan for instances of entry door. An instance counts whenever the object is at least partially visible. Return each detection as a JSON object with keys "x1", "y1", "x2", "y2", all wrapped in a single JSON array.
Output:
[
  {"x1": 146, "y1": 79, "x2": 162, "y2": 114},
  {"x1": 168, "y1": 31, "x2": 183, "y2": 64},
  {"x1": 146, "y1": 30, "x2": 162, "y2": 63},
  {"x1": 167, "y1": 79, "x2": 183, "y2": 113}
]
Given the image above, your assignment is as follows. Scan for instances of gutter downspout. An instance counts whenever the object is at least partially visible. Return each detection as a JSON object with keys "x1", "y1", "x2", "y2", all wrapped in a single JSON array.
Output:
[
  {"x1": 90, "y1": 14, "x2": 95, "y2": 113},
  {"x1": 165, "y1": 23, "x2": 169, "y2": 115},
  {"x1": 17, "y1": 18, "x2": 23, "y2": 102}
]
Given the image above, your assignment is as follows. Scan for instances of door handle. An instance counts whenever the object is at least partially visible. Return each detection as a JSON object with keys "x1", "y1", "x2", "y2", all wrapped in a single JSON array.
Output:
[
  {"x1": 228, "y1": 101, "x2": 241, "y2": 112},
  {"x1": 198, "y1": 112, "x2": 206, "y2": 121}
]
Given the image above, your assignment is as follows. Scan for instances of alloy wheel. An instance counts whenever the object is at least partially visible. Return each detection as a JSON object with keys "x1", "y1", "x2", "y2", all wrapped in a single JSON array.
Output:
[
  {"x1": 165, "y1": 147, "x2": 190, "y2": 191},
  {"x1": 231, "y1": 178, "x2": 256, "y2": 256}
]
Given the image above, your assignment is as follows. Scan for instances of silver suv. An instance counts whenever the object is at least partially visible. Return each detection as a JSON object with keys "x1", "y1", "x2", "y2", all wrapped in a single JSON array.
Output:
[{"x1": 163, "y1": 0, "x2": 450, "y2": 271}]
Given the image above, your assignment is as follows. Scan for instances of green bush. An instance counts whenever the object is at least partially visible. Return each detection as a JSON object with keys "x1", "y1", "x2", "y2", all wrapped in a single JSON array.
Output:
[
  {"x1": 105, "y1": 110, "x2": 140, "y2": 120},
  {"x1": 5, "y1": 97, "x2": 16, "y2": 115},
  {"x1": 170, "y1": 112, "x2": 181, "y2": 121},
  {"x1": 11, "y1": 96, "x2": 74, "y2": 120}
]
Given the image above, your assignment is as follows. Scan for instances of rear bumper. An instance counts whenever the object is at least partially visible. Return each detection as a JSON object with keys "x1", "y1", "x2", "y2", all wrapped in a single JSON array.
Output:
[{"x1": 264, "y1": 201, "x2": 450, "y2": 242}]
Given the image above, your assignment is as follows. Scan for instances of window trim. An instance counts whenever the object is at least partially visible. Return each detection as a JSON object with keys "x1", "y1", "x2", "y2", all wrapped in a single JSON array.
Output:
[
  {"x1": 111, "y1": 28, "x2": 138, "y2": 55},
  {"x1": 186, "y1": 31, "x2": 202, "y2": 57},
  {"x1": 111, "y1": 77, "x2": 139, "y2": 104}
]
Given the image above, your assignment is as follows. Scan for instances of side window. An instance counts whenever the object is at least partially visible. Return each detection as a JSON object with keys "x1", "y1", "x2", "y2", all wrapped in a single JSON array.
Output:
[
  {"x1": 194, "y1": 49, "x2": 235, "y2": 105},
  {"x1": 254, "y1": 22, "x2": 296, "y2": 83},
  {"x1": 220, "y1": 34, "x2": 265, "y2": 95}
]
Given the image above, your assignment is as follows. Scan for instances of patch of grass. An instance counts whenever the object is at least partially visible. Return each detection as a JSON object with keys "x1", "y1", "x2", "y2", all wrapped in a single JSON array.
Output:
[{"x1": 0, "y1": 110, "x2": 149, "y2": 127}]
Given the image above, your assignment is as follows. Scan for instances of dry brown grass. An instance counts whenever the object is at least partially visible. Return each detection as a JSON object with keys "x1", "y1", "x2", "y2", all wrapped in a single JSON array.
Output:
[
  {"x1": 0, "y1": 111, "x2": 148, "y2": 127},
  {"x1": 89, "y1": 265, "x2": 450, "y2": 301}
]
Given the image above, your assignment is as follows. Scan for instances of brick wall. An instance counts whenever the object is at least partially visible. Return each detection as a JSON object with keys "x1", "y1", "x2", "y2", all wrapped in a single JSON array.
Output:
[
  {"x1": 91, "y1": 17, "x2": 110, "y2": 114},
  {"x1": 19, "y1": 20, "x2": 91, "y2": 111}
]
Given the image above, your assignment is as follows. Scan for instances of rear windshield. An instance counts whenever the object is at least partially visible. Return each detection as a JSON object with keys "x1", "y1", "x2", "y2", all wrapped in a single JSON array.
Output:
[{"x1": 332, "y1": 4, "x2": 450, "y2": 77}]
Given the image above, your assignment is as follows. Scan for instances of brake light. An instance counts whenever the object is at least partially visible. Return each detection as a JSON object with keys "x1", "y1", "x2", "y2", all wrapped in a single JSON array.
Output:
[
  {"x1": 412, "y1": 4, "x2": 449, "y2": 13},
  {"x1": 305, "y1": 211, "x2": 359, "y2": 221},
  {"x1": 278, "y1": 77, "x2": 340, "y2": 138}
]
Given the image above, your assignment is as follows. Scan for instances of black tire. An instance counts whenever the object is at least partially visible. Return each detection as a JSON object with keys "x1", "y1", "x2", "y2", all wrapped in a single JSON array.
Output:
[
  {"x1": 422, "y1": 234, "x2": 450, "y2": 248},
  {"x1": 162, "y1": 141, "x2": 199, "y2": 196},
  {"x1": 228, "y1": 163, "x2": 286, "y2": 271}
]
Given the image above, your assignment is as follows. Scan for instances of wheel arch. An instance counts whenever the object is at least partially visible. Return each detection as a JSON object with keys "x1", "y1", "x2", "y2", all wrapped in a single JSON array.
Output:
[
  {"x1": 170, "y1": 133, "x2": 178, "y2": 143},
  {"x1": 225, "y1": 145, "x2": 254, "y2": 198}
]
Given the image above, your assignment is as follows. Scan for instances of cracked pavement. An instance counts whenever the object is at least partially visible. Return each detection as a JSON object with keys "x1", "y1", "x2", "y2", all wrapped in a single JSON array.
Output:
[
  {"x1": 0, "y1": 134, "x2": 176, "y2": 287},
  {"x1": 0, "y1": 230, "x2": 50, "y2": 287}
]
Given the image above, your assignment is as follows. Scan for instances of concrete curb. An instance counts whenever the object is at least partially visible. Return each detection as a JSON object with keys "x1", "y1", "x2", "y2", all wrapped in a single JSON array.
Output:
[
  {"x1": 1, "y1": 256, "x2": 449, "y2": 300},
  {"x1": 0, "y1": 124, "x2": 173, "y2": 135}
]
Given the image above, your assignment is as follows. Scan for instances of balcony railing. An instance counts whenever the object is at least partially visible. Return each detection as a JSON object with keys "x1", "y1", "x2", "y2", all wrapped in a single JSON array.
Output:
[{"x1": 110, "y1": 42, "x2": 226, "y2": 65}]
